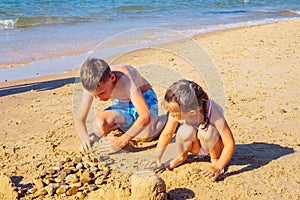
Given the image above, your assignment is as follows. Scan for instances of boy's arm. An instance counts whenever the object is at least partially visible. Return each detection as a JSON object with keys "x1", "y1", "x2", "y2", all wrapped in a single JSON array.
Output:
[
  {"x1": 74, "y1": 89, "x2": 94, "y2": 152},
  {"x1": 117, "y1": 88, "x2": 152, "y2": 145}
]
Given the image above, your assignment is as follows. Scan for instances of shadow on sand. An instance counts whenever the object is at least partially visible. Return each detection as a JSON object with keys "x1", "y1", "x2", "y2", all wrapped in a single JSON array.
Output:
[
  {"x1": 167, "y1": 188, "x2": 195, "y2": 200},
  {"x1": 224, "y1": 142, "x2": 294, "y2": 179},
  {"x1": 186, "y1": 142, "x2": 294, "y2": 181},
  {"x1": 0, "y1": 77, "x2": 80, "y2": 97}
]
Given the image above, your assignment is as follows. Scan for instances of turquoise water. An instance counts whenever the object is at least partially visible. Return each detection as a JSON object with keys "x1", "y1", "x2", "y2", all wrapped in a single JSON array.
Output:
[{"x1": 0, "y1": 0, "x2": 300, "y2": 70}]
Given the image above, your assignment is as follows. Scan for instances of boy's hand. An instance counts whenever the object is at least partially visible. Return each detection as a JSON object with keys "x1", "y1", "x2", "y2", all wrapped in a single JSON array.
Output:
[
  {"x1": 98, "y1": 137, "x2": 127, "y2": 154},
  {"x1": 200, "y1": 166, "x2": 221, "y2": 181},
  {"x1": 80, "y1": 136, "x2": 92, "y2": 153}
]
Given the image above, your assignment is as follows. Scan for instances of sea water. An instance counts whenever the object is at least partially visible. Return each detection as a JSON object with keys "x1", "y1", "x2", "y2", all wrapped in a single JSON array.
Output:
[{"x1": 0, "y1": 0, "x2": 299, "y2": 81}]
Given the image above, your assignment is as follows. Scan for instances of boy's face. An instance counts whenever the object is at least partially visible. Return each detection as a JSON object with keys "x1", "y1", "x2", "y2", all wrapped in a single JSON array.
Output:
[{"x1": 92, "y1": 77, "x2": 114, "y2": 101}]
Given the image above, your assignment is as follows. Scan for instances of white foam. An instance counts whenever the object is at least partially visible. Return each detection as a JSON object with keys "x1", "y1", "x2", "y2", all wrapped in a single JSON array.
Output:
[
  {"x1": 0, "y1": 18, "x2": 18, "y2": 29},
  {"x1": 180, "y1": 17, "x2": 300, "y2": 37}
]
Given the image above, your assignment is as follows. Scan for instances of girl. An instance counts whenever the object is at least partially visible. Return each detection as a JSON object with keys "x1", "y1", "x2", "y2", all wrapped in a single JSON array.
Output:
[{"x1": 147, "y1": 79, "x2": 235, "y2": 181}]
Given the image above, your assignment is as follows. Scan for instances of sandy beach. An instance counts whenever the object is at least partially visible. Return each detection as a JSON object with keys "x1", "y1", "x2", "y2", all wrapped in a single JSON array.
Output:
[{"x1": 0, "y1": 19, "x2": 299, "y2": 199}]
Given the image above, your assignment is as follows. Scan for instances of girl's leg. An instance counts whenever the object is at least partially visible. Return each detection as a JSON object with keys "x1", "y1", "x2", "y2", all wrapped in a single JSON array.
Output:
[{"x1": 168, "y1": 124, "x2": 200, "y2": 169}]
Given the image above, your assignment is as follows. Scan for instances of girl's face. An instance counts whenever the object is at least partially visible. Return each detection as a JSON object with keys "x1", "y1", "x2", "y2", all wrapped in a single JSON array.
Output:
[{"x1": 165, "y1": 101, "x2": 190, "y2": 122}]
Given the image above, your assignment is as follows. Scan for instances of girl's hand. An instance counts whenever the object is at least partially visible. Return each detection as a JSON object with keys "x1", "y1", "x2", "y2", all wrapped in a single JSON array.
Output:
[
  {"x1": 200, "y1": 166, "x2": 221, "y2": 181},
  {"x1": 143, "y1": 158, "x2": 161, "y2": 168}
]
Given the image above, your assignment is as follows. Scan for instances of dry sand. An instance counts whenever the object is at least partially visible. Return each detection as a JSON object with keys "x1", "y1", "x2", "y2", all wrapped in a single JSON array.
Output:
[{"x1": 0, "y1": 19, "x2": 299, "y2": 199}]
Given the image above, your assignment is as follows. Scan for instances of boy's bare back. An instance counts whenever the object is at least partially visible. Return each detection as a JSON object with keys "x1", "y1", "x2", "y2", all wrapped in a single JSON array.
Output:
[{"x1": 109, "y1": 64, "x2": 151, "y2": 101}]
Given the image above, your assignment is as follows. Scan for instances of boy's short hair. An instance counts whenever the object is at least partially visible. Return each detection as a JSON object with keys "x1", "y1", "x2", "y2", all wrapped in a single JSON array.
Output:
[{"x1": 80, "y1": 57, "x2": 111, "y2": 91}]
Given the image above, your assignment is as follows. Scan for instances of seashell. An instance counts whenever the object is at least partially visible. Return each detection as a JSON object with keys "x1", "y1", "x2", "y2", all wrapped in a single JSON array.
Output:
[
  {"x1": 83, "y1": 163, "x2": 90, "y2": 169},
  {"x1": 54, "y1": 177, "x2": 63, "y2": 183}
]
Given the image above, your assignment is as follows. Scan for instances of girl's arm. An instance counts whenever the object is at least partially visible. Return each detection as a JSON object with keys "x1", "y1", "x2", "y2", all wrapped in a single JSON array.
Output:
[
  {"x1": 201, "y1": 120, "x2": 235, "y2": 180},
  {"x1": 214, "y1": 120, "x2": 235, "y2": 171},
  {"x1": 146, "y1": 114, "x2": 178, "y2": 166}
]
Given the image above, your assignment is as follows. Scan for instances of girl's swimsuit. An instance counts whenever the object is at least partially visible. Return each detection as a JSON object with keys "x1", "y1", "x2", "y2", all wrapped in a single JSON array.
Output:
[{"x1": 189, "y1": 100, "x2": 223, "y2": 155}]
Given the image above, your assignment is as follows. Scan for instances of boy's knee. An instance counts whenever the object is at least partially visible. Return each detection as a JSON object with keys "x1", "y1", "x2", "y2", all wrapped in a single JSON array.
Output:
[{"x1": 93, "y1": 119, "x2": 106, "y2": 136}]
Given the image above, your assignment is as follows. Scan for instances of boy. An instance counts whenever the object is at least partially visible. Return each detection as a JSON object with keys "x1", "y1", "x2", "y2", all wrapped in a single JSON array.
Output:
[{"x1": 75, "y1": 57, "x2": 165, "y2": 153}]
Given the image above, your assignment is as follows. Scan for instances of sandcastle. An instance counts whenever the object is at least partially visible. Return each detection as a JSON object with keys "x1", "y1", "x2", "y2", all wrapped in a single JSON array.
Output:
[{"x1": 131, "y1": 170, "x2": 167, "y2": 200}]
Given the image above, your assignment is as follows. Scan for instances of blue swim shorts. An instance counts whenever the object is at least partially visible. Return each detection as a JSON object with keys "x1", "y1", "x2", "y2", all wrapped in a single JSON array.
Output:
[{"x1": 105, "y1": 88, "x2": 158, "y2": 131}]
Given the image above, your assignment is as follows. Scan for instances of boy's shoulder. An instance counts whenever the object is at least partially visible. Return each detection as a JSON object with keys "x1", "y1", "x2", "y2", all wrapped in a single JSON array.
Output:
[
  {"x1": 111, "y1": 64, "x2": 133, "y2": 71},
  {"x1": 111, "y1": 64, "x2": 139, "y2": 78}
]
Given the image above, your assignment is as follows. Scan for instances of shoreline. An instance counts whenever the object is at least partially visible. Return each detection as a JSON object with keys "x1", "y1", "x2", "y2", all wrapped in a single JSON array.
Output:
[{"x1": 1, "y1": 17, "x2": 299, "y2": 84}]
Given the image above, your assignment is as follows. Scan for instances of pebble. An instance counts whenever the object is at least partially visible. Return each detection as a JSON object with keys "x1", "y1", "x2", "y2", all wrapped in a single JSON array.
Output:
[
  {"x1": 76, "y1": 192, "x2": 86, "y2": 199},
  {"x1": 34, "y1": 188, "x2": 47, "y2": 197},
  {"x1": 56, "y1": 187, "x2": 67, "y2": 195},
  {"x1": 66, "y1": 174, "x2": 79, "y2": 184},
  {"x1": 27, "y1": 188, "x2": 37, "y2": 194},
  {"x1": 26, "y1": 155, "x2": 111, "y2": 198},
  {"x1": 76, "y1": 163, "x2": 83, "y2": 170},
  {"x1": 33, "y1": 179, "x2": 44, "y2": 189},
  {"x1": 45, "y1": 185, "x2": 55, "y2": 196},
  {"x1": 95, "y1": 177, "x2": 105, "y2": 185},
  {"x1": 66, "y1": 186, "x2": 78, "y2": 195},
  {"x1": 80, "y1": 170, "x2": 91, "y2": 184}
]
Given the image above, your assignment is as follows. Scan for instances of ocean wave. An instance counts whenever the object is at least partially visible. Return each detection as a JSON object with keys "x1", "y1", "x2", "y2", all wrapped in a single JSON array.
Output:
[
  {"x1": 181, "y1": 17, "x2": 300, "y2": 36},
  {"x1": 0, "y1": 18, "x2": 18, "y2": 29},
  {"x1": 278, "y1": 10, "x2": 300, "y2": 16},
  {"x1": 115, "y1": 5, "x2": 153, "y2": 13},
  {"x1": 0, "y1": 16, "x2": 95, "y2": 29}
]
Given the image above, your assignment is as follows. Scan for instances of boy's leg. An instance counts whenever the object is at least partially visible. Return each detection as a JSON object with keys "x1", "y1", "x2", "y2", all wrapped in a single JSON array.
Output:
[{"x1": 93, "y1": 110, "x2": 126, "y2": 137}]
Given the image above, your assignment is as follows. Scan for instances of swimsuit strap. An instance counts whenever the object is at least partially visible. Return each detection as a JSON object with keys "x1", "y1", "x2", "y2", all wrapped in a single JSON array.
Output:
[{"x1": 207, "y1": 99, "x2": 212, "y2": 119}]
